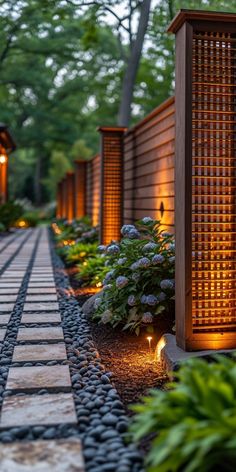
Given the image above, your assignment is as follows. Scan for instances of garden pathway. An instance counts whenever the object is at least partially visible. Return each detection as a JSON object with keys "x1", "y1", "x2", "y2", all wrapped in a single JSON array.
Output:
[{"x1": 0, "y1": 227, "x2": 143, "y2": 472}]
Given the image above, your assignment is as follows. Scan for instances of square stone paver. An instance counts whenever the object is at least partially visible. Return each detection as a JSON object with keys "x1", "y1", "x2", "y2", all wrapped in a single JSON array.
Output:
[
  {"x1": 25, "y1": 295, "x2": 58, "y2": 302},
  {"x1": 0, "y1": 304, "x2": 14, "y2": 312},
  {"x1": 21, "y1": 313, "x2": 61, "y2": 324},
  {"x1": 12, "y1": 344, "x2": 67, "y2": 362},
  {"x1": 0, "y1": 295, "x2": 17, "y2": 302},
  {"x1": 17, "y1": 327, "x2": 64, "y2": 342},
  {"x1": 0, "y1": 438, "x2": 84, "y2": 472},
  {"x1": 0, "y1": 329, "x2": 6, "y2": 341},
  {"x1": 0, "y1": 314, "x2": 11, "y2": 325},
  {"x1": 0, "y1": 393, "x2": 77, "y2": 427},
  {"x1": 6, "y1": 365, "x2": 71, "y2": 392},
  {"x1": 23, "y1": 302, "x2": 59, "y2": 311},
  {"x1": 27, "y1": 288, "x2": 56, "y2": 294}
]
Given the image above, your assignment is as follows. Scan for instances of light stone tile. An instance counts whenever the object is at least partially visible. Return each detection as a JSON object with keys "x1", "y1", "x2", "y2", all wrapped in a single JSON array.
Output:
[
  {"x1": 0, "y1": 289, "x2": 19, "y2": 294},
  {"x1": 27, "y1": 288, "x2": 56, "y2": 294},
  {"x1": 0, "y1": 304, "x2": 14, "y2": 312},
  {"x1": 17, "y1": 327, "x2": 64, "y2": 342},
  {"x1": 0, "y1": 438, "x2": 84, "y2": 472},
  {"x1": 12, "y1": 344, "x2": 67, "y2": 362},
  {"x1": 0, "y1": 393, "x2": 77, "y2": 427},
  {"x1": 23, "y1": 302, "x2": 59, "y2": 311},
  {"x1": 0, "y1": 329, "x2": 6, "y2": 341},
  {"x1": 21, "y1": 313, "x2": 61, "y2": 324},
  {"x1": 6, "y1": 365, "x2": 71, "y2": 392},
  {"x1": 0, "y1": 314, "x2": 11, "y2": 324},
  {"x1": 0, "y1": 284, "x2": 21, "y2": 288},
  {"x1": 25, "y1": 295, "x2": 57, "y2": 302},
  {"x1": 28, "y1": 283, "x2": 56, "y2": 288},
  {"x1": 0, "y1": 295, "x2": 17, "y2": 302}
]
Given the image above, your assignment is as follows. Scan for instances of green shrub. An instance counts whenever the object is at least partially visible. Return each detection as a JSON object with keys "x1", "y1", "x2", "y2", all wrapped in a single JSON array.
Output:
[
  {"x1": 0, "y1": 222, "x2": 5, "y2": 232},
  {"x1": 54, "y1": 218, "x2": 98, "y2": 244},
  {"x1": 0, "y1": 202, "x2": 23, "y2": 230},
  {"x1": 65, "y1": 241, "x2": 98, "y2": 264},
  {"x1": 130, "y1": 355, "x2": 236, "y2": 472},
  {"x1": 21, "y1": 211, "x2": 40, "y2": 227},
  {"x1": 76, "y1": 254, "x2": 110, "y2": 287},
  {"x1": 94, "y1": 218, "x2": 175, "y2": 334}
]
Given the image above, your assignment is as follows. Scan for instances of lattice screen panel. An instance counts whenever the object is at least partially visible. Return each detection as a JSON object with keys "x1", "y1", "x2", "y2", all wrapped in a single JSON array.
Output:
[
  {"x1": 99, "y1": 128, "x2": 125, "y2": 244},
  {"x1": 192, "y1": 30, "x2": 236, "y2": 334}
]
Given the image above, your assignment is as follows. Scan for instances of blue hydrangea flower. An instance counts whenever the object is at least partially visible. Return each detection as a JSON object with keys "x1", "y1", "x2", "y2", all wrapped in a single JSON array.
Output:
[
  {"x1": 127, "y1": 228, "x2": 140, "y2": 239},
  {"x1": 137, "y1": 257, "x2": 150, "y2": 268},
  {"x1": 101, "y1": 310, "x2": 113, "y2": 323},
  {"x1": 167, "y1": 243, "x2": 175, "y2": 251},
  {"x1": 103, "y1": 284, "x2": 112, "y2": 290},
  {"x1": 160, "y1": 279, "x2": 175, "y2": 290},
  {"x1": 132, "y1": 272, "x2": 140, "y2": 282},
  {"x1": 152, "y1": 254, "x2": 164, "y2": 264},
  {"x1": 130, "y1": 261, "x2": 139, "y2": 271},
  {"x1": 142, "y1": 217, "x2": 153, "y2": 224},
  {"x1": 121, "y1": 224, "x2": 136, "y2": 236},
  {"x1": 142, "y1": 312, "x2": 153, "y2": 323},
  {"x1": 117, "y1": 257, "x2": 127, "y2": 265},
  {"x1": 143, "y1": 242, "x2": 158, "y2": 253},
  {"x1": 146, "y1": 295, "x2": 158, "y2": 306},
  {"x1": 116, "y1": 276, "x2": 129, "y2": 289},
  {"x1": 103, "y1": 270, "x2": 115, "y2": 284},
  {"x1": 94, "y1": 297, "x2": 102, "y2": 309},
  {"x1": 107, "y1": 244, "x2": 120, "y2": 255},
  {"x1": 141, "y1": 295, "x2": 147, "y2": 304},
  {"x1": 157, "y1": 292, "x2": 166, "y2": 302},
  {"x1": 97, "y1": 245, "x2": 107, "y2": 253},
  {"x1": 128, "y1": 295, "x2": 136, "y2": 306},
  {"x1": 169, "y1": 256, "x2": 175, "y2": 263}
]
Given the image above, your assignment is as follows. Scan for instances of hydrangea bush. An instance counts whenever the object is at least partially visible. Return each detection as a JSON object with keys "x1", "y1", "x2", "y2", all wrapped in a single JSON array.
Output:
[{"x1": 94, "y1": 218, "x2": 175, "y2": 334}]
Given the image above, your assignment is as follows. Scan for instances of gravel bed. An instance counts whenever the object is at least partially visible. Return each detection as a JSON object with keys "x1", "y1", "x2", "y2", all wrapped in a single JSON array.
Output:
[{"x1": 50, "y1": 230, "x2": 144, "y2": 472}]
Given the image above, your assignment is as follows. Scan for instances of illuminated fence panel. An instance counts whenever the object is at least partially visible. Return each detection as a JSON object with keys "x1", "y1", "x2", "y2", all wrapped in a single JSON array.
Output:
[
  {"x1": 85, "y1": 155, "x2": 101, "y2": 227},
  {"x1": 168, "y1": 10, "x2": 236, "y2": 350},
  {"x1": 61, "y1": 177, "x2": 67, "y2": 219},
  {"x1": 75, "y1": 160, "x2": 86, "y2": 219},
  {"x1": 99, "y1": 127, "x2": 126, "y2": 244},
  {"x1": 66, "y1": 172, "x2": 75, "y2": 222}
]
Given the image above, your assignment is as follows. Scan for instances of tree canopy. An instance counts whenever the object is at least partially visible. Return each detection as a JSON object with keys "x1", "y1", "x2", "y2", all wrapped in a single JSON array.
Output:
[{"x1": 1, "y1": 0, "x2": 236, "y2": 203}]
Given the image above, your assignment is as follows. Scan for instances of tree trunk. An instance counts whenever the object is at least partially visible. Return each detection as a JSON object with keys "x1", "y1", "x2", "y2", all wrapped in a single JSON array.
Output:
[{"x1": 118, "y1": 0, "x2": 152, "y2": 127}]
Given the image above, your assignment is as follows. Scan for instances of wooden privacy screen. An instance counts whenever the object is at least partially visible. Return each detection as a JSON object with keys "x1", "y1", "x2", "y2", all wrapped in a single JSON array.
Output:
[
  {"x1": 75, "y1": 160, "x2": 86, "y2": 219},
  {"x1": 66, "y1": 171, "x2": 75, "y2": 222},
  {"x1": 99, "y1": 127, "x2": 126, "y2": 244},
  {"x1": 86, "y1": 154, "x2": 101, "y2": 227},
  {"x1": 169, "y1": 9, "x2": 236, "y2": 350},
  {"x1": 56, "y1": 181, "x2": 63, "y2": 218},
  {"x1": 123, "y1": 97, "x2": 175, "y2": 232}
]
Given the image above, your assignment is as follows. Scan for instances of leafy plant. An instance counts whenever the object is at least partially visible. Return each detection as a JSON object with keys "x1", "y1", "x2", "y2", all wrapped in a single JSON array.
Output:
[
  {"x1": 94, "y1": 217, "x2": 175, "y2": 334},
  {"x1": 0, "y1": 202, "x2": 23, "y2": 230},
  {"x1": 54, "y1": 217, "x2": 98, "y2": 245},
  {"x1": 131, "y1": 355, "x2": 236, "y2": 472},
  {"x1": 65, "y1": 241, "x2": 98, "y2": 264},
  {"x1": 76, "y1": 254, "x2": 110, "y2": 287}
]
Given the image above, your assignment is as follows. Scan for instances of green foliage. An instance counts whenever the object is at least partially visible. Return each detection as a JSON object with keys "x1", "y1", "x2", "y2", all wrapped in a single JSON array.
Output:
[
  {"x1": 94, "y1": 218, "x2": 175, "y2": 334},
  {"x1": 21, "y1": 211, "x2": 41, "y2": 227},
  {"x1": 0, "y1": 202, "x2": 23, "y2": 230},
  {"x1": 54, "y1": 218, "x2": 98, "y2": 245},
  {"x1": 76, "y1": 254, "x2": 109, "y2": 287},
  {"x1": 130, "y1": 355, "x2": 236, "y2": 472},
  {"x1": 66, "y1": 242, "x2": 98, "y2": 264},
  {"x1": 0, "y1": 222, "x2": 6, "y2": 232}
]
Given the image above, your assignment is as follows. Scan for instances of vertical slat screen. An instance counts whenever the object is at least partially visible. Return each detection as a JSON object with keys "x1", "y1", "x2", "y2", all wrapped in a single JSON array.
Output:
[
  {"x1": 56, "y1": 181, "x2": 63, "y2": 218},
  {"x1": 99, "y1": 128, "x2": 125, "y2": 244},
  {"x1": 92, "y1": 154, "x2": 101, "y2": 227},
  {"x1": 66, "y1": 172, "x2": 75, "y2": 222},
  {"x1": 192, "y1": 31, "x2": 236, "y2": 334},
  {"x1": 75, "y1": 160, "x2": 86, "y2": 219}
]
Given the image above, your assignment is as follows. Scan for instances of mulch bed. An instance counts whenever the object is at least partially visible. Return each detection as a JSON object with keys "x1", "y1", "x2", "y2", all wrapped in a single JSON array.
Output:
[{"x1": 68, "y1": 270, "x2": 171, "y2": 413}]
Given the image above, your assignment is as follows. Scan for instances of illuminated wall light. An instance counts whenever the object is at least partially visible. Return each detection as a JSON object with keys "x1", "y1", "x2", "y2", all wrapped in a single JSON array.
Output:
[
  {"x1": 75, "y1": 160, "x2": 87, "y2": 219},
  {"x1": 168, "y1": 10, "x2": 236, "y2": 350},
  {"x1": 66, "y1": 171, "x2": 75, "y2": 223},
  {"x1": 98, "y1": 127, "x2": 127, "y2": 244}
]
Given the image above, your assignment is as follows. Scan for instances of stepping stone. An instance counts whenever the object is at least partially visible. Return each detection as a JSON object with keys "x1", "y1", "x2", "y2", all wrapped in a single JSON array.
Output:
[
  {"x1": 12, "y1": 343, "x2": 67, "y2": 362},
  {"x1": 0, "y1": 329, "x2": 6, "y2": 341},
  {"x1": 0, "y1": 438, "x2": 84, "y2": 472},
  {"x1": 0, "y1": 304, "x2": 14, "y2": 312},
  {"x1": 0, "y1": 289, "x2": 19, "y2": 294},
  {"x1": 0, "y1": 393, "x2": 77, "y2": 427},
  {"x1": 6, "y1": 365, "x2": 71, "y2": 392},
  {"x1": 23, "y1": 302, "x2": 59, "y2": 311},
  {"x1": 0, "y1": 295, "x2": 17, "y2": 302},
  {"x1": 17, "y1": 327, "x2": 64, "y2": 342},
  {"x1": 28, "y1": 283, "x2": 56, "y2": 288},
  {"x1": 0, "y1": 284, "x2": 21, "y2": 288},
  {"x1": 27, "y1": 288, "x2": 56, "y2": 294},
  {"x1": 21, "y1": 312, "x2": 61, "y2": 324},
  {"x1": 25, "y1": 295, "x2": 58, "y2": 302},
  {"x1": 0, "y1": 314, "x2": 11, "y2": 324}
]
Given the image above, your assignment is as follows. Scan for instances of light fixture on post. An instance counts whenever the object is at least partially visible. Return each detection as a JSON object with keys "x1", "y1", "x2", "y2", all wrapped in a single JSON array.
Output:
[
  {"x1": 168, "y1": 10, "x2": 236, "y2": 350},
  {"x1": 0, "y1": 123, "x2": 15, "y2": 205},
  {"x1": 98, "y1": 127, "x2": 127, "y2": 245}
]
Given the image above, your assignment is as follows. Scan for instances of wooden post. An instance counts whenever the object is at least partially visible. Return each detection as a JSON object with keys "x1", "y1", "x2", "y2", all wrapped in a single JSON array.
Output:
[
  {"x1": 61, "y1": 177, "x2": 67, "y2": 219},
  {"x1": 98, "y1": 127, "x2": 126, "y2": 245},
  {"x1": 0, "y1": 152, "x2": 8, "y2": 204},
  {"x1": 66, "y1": 171, "x2": 75, "y2": 223},
  {"x1": 56, "y1": 181, "x2": 63, "y2": 219},
  {"x1": 168, "y1": 10, "x2": 236, "y2": 350},
  {"x1": 74, "y1": 160, "x2": 87, "y2": 219}
]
